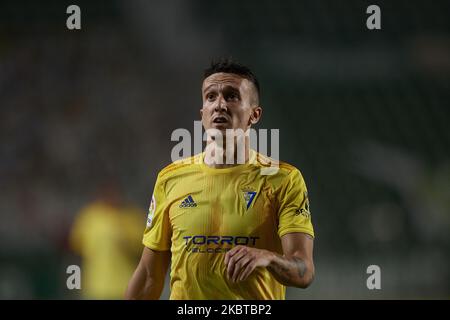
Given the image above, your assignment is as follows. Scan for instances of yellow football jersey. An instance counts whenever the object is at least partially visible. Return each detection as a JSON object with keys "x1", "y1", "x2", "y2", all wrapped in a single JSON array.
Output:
[{"x1": 143, "y1": 150, "x2": 314, "y2": 300}]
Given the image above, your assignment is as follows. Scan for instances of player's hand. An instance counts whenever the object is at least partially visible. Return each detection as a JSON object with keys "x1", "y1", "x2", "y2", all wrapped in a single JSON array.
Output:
[{"x1": 224, "y1": 245, "x2": 274, "y2": 282}]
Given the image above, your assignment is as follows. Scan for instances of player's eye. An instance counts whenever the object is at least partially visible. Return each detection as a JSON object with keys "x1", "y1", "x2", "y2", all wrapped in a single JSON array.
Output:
[
  {"x1": 226, "y1": 92, "x2": 239, "y2": 101},
  {"x1": 206, "y1": 93, "x2": 216, "y2": 101}
]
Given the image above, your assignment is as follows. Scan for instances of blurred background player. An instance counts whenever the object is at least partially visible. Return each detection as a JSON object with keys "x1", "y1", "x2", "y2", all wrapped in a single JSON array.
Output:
[{"x1": 70, "y1": 177, "x2": 144, "y2": 299}]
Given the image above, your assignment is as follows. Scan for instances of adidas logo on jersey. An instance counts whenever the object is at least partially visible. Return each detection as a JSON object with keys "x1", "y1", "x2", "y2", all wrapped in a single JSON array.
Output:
[{"x1": 179, "y1": 195, "x2": 197, "y2": 208}]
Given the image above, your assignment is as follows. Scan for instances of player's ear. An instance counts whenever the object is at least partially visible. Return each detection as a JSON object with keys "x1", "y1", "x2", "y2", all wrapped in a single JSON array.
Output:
[
  {"x1": 249, "y1": 106, "x2": 262, "y2": 125},
  {"x1": 200, "y1": 108, "x2": 203, "y2": 118}
]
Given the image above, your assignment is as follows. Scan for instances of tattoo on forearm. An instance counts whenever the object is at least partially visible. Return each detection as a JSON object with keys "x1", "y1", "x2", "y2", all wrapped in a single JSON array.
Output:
[
  {"x1": 292, "y1": 257, "x2": 307, "y2": 278},
  {"x1": 268, "y1": 255, "x2": 308, "y2": 286},
  {"x1": 271, "y1": 263, "x2": 289, "y2": 274}
]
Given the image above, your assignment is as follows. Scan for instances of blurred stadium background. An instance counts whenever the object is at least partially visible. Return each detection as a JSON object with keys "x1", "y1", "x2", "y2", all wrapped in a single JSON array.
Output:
[{"x1": 0, "y1": 0, "x2": 449, "y2": 299}]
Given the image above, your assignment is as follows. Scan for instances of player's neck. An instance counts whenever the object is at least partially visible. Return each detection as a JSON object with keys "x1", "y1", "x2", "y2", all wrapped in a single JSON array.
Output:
[{"x1": 203, "y1": 139, "x2": 251, "y2": 169}]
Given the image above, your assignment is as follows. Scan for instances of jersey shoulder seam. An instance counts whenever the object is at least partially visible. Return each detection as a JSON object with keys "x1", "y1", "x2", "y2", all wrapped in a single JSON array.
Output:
[
  {"x1": 256, "y1": 152, "x2": 299, "y2": 174},
  {"x1": 158, "y1": 154, "x2": 202, "y2": 179}
]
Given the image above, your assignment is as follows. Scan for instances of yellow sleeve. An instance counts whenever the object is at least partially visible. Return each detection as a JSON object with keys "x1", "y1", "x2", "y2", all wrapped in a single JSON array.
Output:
[
  {"x1": 142, "y1": 174, "x2": 172, "y2": 251},
  {"x1": 277, "y1": 169, "x2": 315, "y2": 238}
]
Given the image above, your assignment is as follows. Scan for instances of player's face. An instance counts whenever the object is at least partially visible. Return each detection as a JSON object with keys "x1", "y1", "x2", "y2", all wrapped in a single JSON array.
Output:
[{"x1": 201, "y1": 73, "x2": 261, "y2": 132}]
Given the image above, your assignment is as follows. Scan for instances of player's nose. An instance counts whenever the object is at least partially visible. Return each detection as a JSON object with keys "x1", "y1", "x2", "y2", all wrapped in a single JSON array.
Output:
[{"x1": 214, "y1": 95, "x2": 227, "y2": 112}]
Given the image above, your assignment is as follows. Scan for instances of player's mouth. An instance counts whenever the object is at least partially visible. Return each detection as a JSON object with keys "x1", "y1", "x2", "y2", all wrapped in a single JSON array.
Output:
[{"x1": 212, "y1": 116, "x2": 229, "y2": 124}]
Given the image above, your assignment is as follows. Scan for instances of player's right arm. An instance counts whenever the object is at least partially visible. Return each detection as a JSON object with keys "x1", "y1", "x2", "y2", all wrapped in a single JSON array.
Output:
[
  {"x1": 125, "y1": 247, "x2": 170, "y2": 300},
  {"x1": 126, "y1": 171, "x2": 172, "y2": 299}
]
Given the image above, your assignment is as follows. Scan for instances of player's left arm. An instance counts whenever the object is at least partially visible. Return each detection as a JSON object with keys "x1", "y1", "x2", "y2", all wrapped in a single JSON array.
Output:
[
  {"x1": 267, "y1": 232, "x2": 314, "y2": 288},
  {"x1": 224, "y1": 232, "x2": 314, "y2": 288}
]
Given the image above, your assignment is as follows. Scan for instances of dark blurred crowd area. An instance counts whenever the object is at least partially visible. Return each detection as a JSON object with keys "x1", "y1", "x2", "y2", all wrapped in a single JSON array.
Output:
[{"x1": 0, "y1": 0, "x2": 449, "y2": 298}]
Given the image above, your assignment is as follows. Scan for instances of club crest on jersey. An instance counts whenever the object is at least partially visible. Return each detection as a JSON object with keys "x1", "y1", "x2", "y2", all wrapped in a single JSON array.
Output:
[
  {"x1": 242, "y1": 189, "x2": 257, "y2": 210},
  {"x1": 147, "y1": 194, "x2": 156, "y2": 227}
]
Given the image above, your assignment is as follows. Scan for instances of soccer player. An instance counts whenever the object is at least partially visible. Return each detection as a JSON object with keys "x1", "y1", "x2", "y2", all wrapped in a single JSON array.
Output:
[
  {"x1": 125, "y1": 59, "x2": 315, "y2": 300},
  {"x1": 70, "y1": 179, "x2": 144, "y2": 299}
]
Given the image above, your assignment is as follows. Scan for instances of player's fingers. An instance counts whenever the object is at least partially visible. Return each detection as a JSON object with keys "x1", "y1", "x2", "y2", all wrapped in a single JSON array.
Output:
[
  {"x1": 232, "y1": 256, "x2": 252, "y2": 282},
  {"x1": 226, "y1": 248, "x2": 247, "y2": 280},
  {"x1": 226, "y1": 250, "x2": 241, "y2": 278},
  {"x1": 238, "y1": 262, "x2": 256, "y2": 282},
  {"x1": 226, "y1": 249, "x2": 246, "y2": 280},
  {"x1": 224, "y1": 245, "x2": 244, "y2": 265}
]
